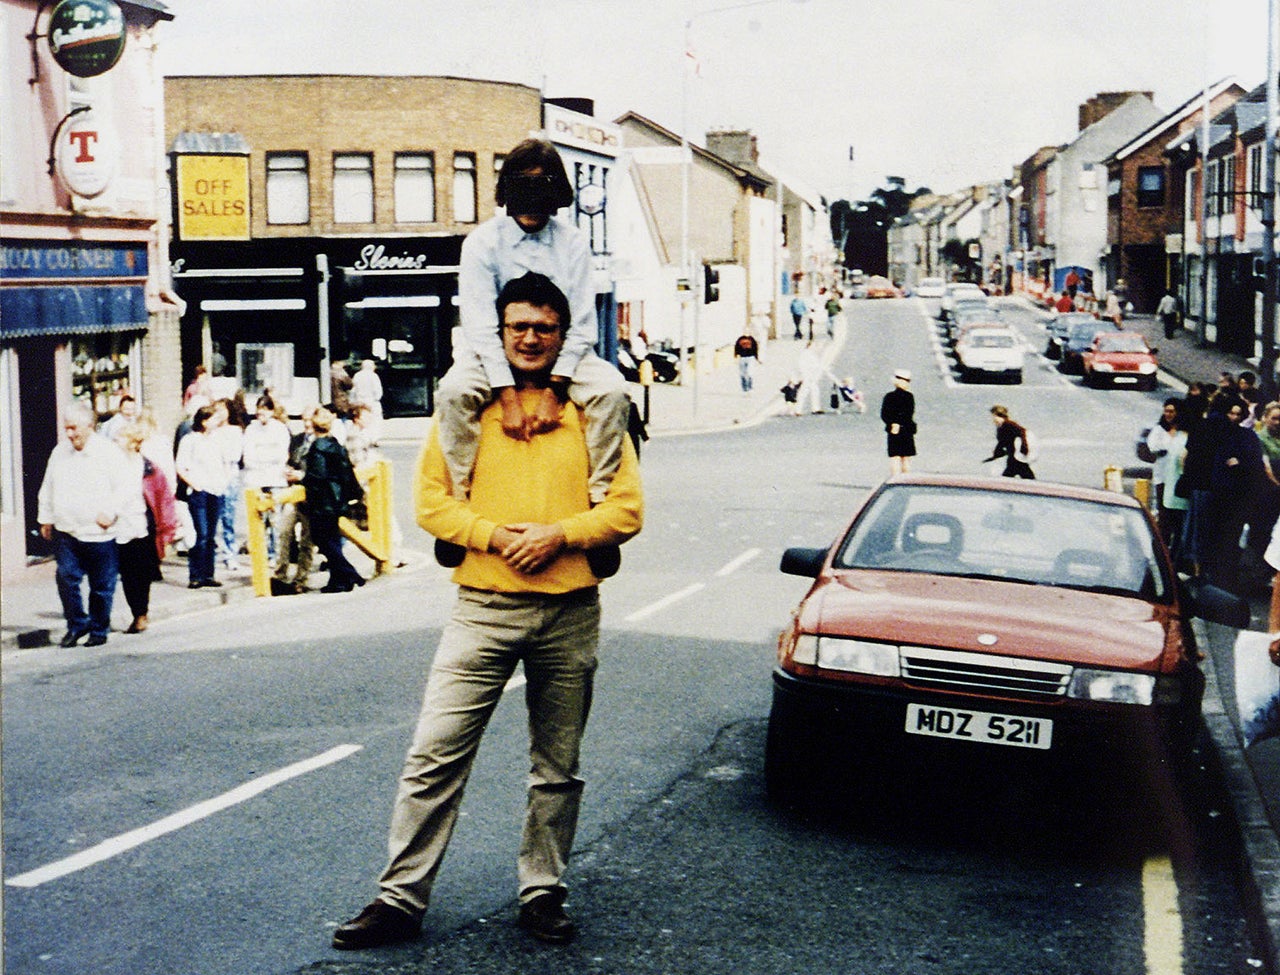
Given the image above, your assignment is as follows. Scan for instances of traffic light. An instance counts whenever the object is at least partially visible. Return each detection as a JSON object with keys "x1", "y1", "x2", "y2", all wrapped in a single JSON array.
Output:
[{"x1": 703, "y1": 263, "x2": 720, "y2": 304}]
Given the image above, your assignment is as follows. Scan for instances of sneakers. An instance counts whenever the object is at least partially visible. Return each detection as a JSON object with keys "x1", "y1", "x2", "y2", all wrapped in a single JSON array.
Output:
[
  {"x1": 85, "y1": 634, "x2": 107, "y2": 647},
  {"x1": 517, "y1": 890, "x2": 575, "y2": 944},
  {"x1": 331, "y1": 900, "x2": 423, "y2": 951}
]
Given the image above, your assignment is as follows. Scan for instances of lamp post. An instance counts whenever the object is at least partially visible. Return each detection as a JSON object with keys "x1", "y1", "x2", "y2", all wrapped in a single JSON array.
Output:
[
  {"x1": 1258, "y1": 0, "x2": 1279, "y2": 399},
  {"x1": 678, "y1": 0, "x2": 808, "y2": 413}
]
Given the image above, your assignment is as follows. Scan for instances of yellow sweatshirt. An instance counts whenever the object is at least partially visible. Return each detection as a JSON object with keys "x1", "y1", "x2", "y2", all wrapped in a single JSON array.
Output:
[{"x1": 415, "y1": 390, "x2": 644, "y2": 593}]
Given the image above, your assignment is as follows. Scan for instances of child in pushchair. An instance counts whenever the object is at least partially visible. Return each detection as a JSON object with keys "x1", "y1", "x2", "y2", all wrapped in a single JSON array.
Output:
[{"x1": 834, "y1": 376, "x2": 865, "y2": 413}]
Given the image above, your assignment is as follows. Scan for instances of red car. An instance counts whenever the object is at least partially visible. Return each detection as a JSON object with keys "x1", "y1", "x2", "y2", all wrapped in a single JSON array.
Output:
[
  {"x1": 1082, "y1": 331, "x2": 1159, "y2": 390},
  {"x1": 766, "y1": 475, "x2": 1244, "y2": 803}
]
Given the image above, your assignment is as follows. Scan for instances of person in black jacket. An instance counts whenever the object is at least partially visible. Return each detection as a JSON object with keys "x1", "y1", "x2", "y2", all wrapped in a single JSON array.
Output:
[
  {"x1": 303, "y1": 407, "x2": 366, "y2": 593},
  {"x1": 879, "y1": 369, "x2": 916, "y2": 474}
]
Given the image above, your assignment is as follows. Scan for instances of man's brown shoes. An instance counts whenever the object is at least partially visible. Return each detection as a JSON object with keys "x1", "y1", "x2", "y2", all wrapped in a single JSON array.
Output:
[
  {"x1": 517, "y1": 890, "x2": 576, "y2": 944},
  {"x1": 331, "y1": 900, "x2": 422, "y2": 950}
]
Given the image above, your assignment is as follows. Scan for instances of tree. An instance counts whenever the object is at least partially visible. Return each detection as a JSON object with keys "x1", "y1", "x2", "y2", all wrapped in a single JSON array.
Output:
[{"x1": 830, "y1": 179, "x2": 932, "y2": 277}]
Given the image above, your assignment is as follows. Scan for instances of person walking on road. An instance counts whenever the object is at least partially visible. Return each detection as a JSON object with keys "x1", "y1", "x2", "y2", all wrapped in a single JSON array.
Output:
[
  {"x1": 36, "y1": 401, "x2": 132, "y2": 647},
  {"x1": 824, "y1": 291, "x2": 842, "y2": 338},
  {"x1": 789, "y1": 294, "x2": 807, "y2": 339},
  {"x1": 880, "y1": 369, "x2": 917, "y2": 474},
  {"x1": 1157, "y1": 289, "x2": 1180, "y2": 340},
  {"x1": 733, "y1": 329, "x2": 760, "y2": 392},
  {"x1": 332, "y1": 272, "x2": 643, "y2": 951},
  {"x1": 985, "y1": 404, "x2": 1036, "y2": 479},
  {"x1": 115, "y1": 423, "x2": 178, "y2": 635}
]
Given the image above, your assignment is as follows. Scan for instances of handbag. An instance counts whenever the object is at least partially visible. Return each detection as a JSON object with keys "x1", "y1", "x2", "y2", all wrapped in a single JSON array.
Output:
[
  {"x1": 1173, "y1": 474, "x2": 1189, "y2": 499},
  {"x1": 1234, "y1": 630, "x2": 1280, "y2": 746}
]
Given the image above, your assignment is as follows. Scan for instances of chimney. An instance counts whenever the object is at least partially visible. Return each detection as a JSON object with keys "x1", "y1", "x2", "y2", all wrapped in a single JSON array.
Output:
[
  {"x1": 706, "y1": 130, "x2": 758, "y2": 164},
  {"x1": 1078, "y1": 91, "x2": 1153, "y2": 130}
]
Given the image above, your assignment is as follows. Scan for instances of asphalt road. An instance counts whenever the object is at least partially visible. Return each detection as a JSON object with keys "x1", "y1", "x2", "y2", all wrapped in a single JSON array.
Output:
[{"x1": 2, "y1": 297, "x2": 1269, "y2": 974}]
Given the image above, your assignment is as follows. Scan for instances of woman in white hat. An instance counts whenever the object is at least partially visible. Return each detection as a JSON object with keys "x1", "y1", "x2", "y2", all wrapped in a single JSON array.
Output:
[{"x1": 880, "y1": 369, "x2": 916, "y2": 474}]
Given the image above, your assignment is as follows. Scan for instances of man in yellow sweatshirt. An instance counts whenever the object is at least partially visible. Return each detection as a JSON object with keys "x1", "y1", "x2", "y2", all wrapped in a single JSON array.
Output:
[{"x1": 334, "y1": 272, "x2": 643, "y2": 951}]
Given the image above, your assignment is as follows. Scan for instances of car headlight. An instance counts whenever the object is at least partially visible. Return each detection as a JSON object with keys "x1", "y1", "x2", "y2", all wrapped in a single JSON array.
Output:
[
  {"x1": 1138, "y1": 362, "x2": 1157, "y2": 374},
  {"x1": 793, "y1": 634, "x2": 819, "y2": 665},
  {"x1": 1067, "y1": 669, "x2": 1156, "y2": 704},
  {"x1": 816, "y1": 637, "x2": 900, "y2": 676},
  {"x1": 1093, "y1": 362, "x2": 1115, "y2": 372}
]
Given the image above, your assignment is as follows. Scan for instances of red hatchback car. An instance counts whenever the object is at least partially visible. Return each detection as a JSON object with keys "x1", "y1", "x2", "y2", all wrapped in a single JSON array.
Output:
[
  {"x1": 1082, "y1": 331, "x2": 1159, "y2": 390},
  {"x1": 766, "y1": 475, "x2": 1243, "y2": 802}
]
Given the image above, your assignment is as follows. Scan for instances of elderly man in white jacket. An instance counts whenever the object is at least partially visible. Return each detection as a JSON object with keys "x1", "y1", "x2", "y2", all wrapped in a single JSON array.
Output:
[{"x1": 37, "y1": 401, "x2": 132, "y2": 647}]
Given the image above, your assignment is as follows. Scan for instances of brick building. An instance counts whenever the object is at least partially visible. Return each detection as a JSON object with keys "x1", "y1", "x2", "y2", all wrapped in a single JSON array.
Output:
[
  {"x1": 1103, "y1": 79, "x2": 1244, "y2": 314},
  {"x1": 164, "y1": 74, "x2": 543, "y2": 416}
]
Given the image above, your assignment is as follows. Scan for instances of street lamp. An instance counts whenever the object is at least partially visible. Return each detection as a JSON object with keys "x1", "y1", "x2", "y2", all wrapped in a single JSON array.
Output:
[{"x1": 678, "y1": 0, "x2": 808, "y2": 412}]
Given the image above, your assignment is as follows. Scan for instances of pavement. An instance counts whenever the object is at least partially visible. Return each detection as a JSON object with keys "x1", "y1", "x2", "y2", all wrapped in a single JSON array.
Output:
[{"x1": 2, "y1": 300, "x2": 1278, "y2": 971}]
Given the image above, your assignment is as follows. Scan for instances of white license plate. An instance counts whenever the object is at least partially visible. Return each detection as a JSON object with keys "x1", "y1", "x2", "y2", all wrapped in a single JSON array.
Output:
[
  {"x1": 1113, "y1": 376, "x2": 1138, "y2": 384},
  {"x1": 905, "y1": 703, "x2": 1052, "y2": 750}
]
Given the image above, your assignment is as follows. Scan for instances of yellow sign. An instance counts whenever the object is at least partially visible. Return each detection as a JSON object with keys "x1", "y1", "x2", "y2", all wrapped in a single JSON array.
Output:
[{"x1": 176, "y1": 155, "x2": 250, "y2": 240}]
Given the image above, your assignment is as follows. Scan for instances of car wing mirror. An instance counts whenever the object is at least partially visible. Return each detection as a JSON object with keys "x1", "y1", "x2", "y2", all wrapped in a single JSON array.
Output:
[
  {"x1": 1181, "y1": 578, "x2": 1250, "y2": 629},
  {"x1": 780, "y1": 546, "x2": 828, "y2": 578},
  {"x1": 1149, "y1": 347, "x2": 1158, "y2": 355}
]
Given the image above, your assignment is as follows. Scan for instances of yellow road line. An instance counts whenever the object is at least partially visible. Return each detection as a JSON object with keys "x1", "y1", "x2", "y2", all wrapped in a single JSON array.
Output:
[{"x1": 1143, "y1": 854, "x2": 1184, "y2": 975}]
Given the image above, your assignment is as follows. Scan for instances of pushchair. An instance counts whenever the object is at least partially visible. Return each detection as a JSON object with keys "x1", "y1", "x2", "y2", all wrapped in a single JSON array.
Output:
[{"x1": 832, "y1": 378, "x2": 866, "y2": 413}]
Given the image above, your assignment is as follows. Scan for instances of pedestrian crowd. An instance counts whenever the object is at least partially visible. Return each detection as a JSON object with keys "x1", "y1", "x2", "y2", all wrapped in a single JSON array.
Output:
[{"x1": 37, "y1": 356, "x2": 387, "y2": 646}]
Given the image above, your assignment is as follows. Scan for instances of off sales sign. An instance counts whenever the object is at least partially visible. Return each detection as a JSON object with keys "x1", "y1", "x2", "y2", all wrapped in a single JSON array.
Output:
[{"x1": 175, "y1": 155, "x2": 250, "y2": 240}]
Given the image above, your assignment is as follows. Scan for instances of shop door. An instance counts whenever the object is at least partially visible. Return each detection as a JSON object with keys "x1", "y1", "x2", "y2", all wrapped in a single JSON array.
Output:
[
  {"x1": 1216, "y1": 254, "x2": 1257, "y2": 358},
  {"x1": 343, "y1": 304, "x2": 449, "y2": 418},
  {"x1": 20, "y1": 339, "x2": 58, "y2": 559}
]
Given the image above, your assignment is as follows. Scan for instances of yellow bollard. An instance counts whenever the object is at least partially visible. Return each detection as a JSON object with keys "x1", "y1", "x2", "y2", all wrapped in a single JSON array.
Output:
[
  {"x1": 246, "y1": 484, "x2": 304, "y2": 596},
  {"x1": 1132, "y1": 477, "x2": 1152, "y2": 510},
  {"x1": 1102, "y1": 465, "x2": 1123, "y2": 493}
]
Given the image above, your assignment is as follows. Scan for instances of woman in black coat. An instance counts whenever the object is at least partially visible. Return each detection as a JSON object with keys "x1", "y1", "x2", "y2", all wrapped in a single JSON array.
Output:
[
  {"x1": 303, "y1": 407, "x2": 366, "y2": 593},
  {"x1": 880, "y1": 369, "x2": 916, "y2": 474}
]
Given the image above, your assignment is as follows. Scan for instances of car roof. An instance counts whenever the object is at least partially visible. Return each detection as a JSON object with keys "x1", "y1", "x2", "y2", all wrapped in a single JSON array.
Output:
[{"x1": 880, "y1": 473, "x2": 1142, "y2": 509}]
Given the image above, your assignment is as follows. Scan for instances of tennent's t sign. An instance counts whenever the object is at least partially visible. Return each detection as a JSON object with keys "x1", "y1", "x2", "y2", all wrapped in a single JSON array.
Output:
[
  {"x1": 47, "y1": 0, "x2": 126, "y2": 78},
  {"x1": 175, "y1": 155, "x2": 251, "y2": 241}
]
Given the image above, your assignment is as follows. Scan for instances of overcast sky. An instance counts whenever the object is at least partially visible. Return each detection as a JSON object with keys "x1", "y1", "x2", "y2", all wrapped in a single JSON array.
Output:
[{"x1": 155, "y1": 0, "x2": 1270, "y2": 202}]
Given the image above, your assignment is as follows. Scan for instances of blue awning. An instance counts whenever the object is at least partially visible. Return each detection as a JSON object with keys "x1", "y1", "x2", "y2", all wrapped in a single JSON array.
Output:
[{"x1": 0, "y1": 285, "x2": 147, "y2": 339}]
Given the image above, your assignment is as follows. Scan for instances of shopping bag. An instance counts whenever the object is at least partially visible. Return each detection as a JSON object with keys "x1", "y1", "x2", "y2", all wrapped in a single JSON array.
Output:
[{"x1": 1233, "y1": 630, "x2": 1280, "y2": 746}]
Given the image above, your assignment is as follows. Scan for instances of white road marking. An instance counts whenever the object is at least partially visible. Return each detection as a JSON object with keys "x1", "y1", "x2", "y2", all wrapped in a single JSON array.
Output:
[
  {"x1": 716, "y1": 548, "x2": 762, "y2": 577},
  {"x1": 1143, "y1": 855, "x2": 1184, "y2": 974},
  {"x1": 505, "y1": 674, "x2": 527, "y2": 693},
  {"x1": 624, "y1": 583, "x2": 707, "y2": 623},
  {"x1": 6, "y1": 744, "x2": 363, "y2": 889}
]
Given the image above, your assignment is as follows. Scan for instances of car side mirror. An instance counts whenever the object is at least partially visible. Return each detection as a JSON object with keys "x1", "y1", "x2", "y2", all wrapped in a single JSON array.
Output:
[
  {"x1": 1149, "y1": 347, "x2": 1158, "y2": 355},
  {"x1": 780, "y1": 546, "x2": 828, "y2": 578}
]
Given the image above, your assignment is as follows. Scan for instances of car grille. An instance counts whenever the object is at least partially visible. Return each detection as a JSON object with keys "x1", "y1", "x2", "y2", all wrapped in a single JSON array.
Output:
[{"x1": 900, "y1": 646, "x2": 1072, "y2": 698}]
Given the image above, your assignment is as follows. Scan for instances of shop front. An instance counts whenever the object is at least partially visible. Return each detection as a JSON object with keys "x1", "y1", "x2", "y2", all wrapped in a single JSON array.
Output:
[
  {"x1": 171, "y1": 236, "x2": 462, "y2": 417},
  {"x1": 1, "y1": 239, "x2": 150, "y2": 560}
]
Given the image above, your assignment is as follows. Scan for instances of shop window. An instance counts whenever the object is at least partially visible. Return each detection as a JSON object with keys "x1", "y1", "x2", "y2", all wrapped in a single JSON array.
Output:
[
  {"x1": 394, "y1": 152, "x2": 435, "y2": 223},
  {"x1": 267, "y1": 153, "x2": 309, "y2": 225},
  {"x1": 453, "y1": 153, "x2": 477, "y2": 223},
  {"x1": 236, "y1": 343, "x2": 294, "y2": 398},
  {"x1": 72, "y1": 334, "x2": 135, "y2": 420},
  {"x1": 334, "y1": 153, "x2": 374, "y2": 224}
]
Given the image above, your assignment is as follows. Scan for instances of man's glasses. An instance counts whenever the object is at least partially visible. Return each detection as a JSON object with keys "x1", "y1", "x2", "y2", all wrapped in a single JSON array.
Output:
[{"x1": 503, "y1": 322, "x2": 561, "y2": 338}]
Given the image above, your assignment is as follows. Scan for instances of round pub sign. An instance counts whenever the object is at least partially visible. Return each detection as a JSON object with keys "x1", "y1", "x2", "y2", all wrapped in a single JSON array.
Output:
[{"x1": 47, "y1": 0, "x2": 126, "y2": 78}]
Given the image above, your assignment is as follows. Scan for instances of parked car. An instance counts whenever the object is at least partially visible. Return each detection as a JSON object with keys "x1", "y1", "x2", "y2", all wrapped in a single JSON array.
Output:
[
  {"x1": 765, "y1": 475, "x2": 1245, "y2": 803},
  {"x1": 915, "y1": 277, "x2": 946, "y2": 299},
  {"x1": 1045, "y1": 311, "x2": 1098, "y2": 360},
  {"x1": 954, "y1": 325, "x2": 1023, "y2": 383},
  {"x1": 1082, "y1": 332, "x2": 1159, "y2": 390},
  {"x1": 946, "y1": 299, "x2": 996, "y2": 344},
  {"x1": 939, "y1": 282, "x2": 985, "y2": 320},
  {"x1": 1059, "y1": 318, "x2": 1120, "y2": 374},
  {"x1": 864, "y1": 275, "x2": 900, "y2": 299}
]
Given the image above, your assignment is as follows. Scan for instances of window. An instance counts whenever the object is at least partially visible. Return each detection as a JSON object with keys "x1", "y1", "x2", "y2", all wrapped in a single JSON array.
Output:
[
  {"x1": 1222, "y1": 155, "x2": 1237, "y2": 215},
  {"x1": 1206, "y1": 160, "x2": 1220, "y2": 217},
  {"x1": 266, "y1": 153, "x2": 309, "y2": 225},
  {"x1": 394, "y1": 152, "x2": 435, "y2": 223},
  {"x1": 334, "y1": 153, "x2": 373, "y2": 223},
  {"x1": 1136, "y1": 166, "x2": 1165, "y2": 209},
  {"x1": 453, "y1": 153, "x2": 476, "y2": 223}
]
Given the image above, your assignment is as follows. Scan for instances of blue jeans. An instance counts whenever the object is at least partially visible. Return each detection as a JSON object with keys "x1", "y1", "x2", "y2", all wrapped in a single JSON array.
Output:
[
  {"x1": 187, "y1": 490, "x2": 222, "y2": 584},
  {"x1": 219, "y1": 474, "x2": 241, "y2": 563},
  {"x1": 53, "y1": 531, "x2": 118, "y2": 639}
]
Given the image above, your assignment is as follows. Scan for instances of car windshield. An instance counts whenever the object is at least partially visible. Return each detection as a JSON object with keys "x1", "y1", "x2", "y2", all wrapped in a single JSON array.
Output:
[
  {"x1": 1097, "y1": 334, "x2": 1149, "y2": 353},
  {"x1": 833, "y1": 484, "x2": 1168, "y2": 600},
  {"x1": 966, "y1": 332, "x2": 1015, "y2": 348}
]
